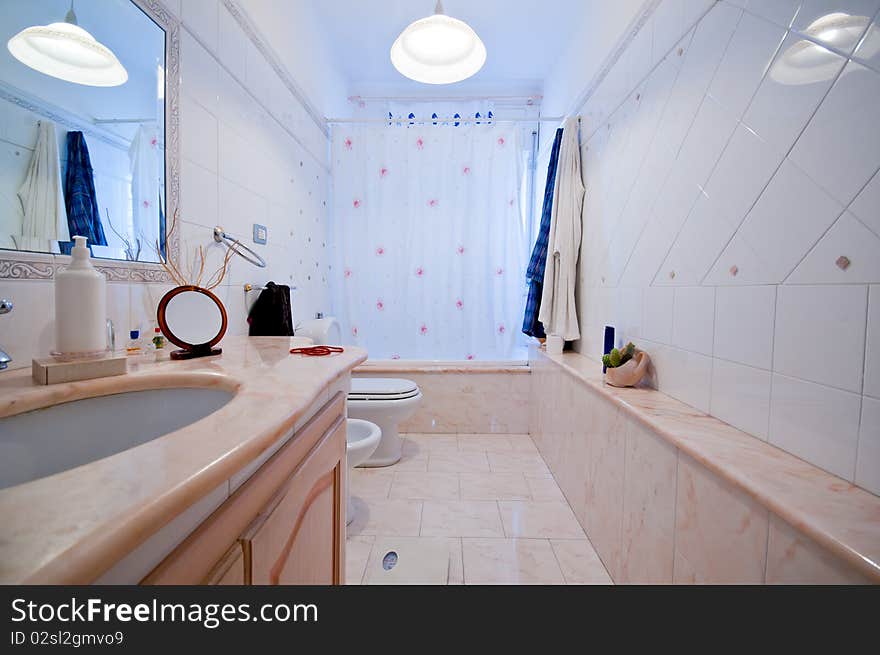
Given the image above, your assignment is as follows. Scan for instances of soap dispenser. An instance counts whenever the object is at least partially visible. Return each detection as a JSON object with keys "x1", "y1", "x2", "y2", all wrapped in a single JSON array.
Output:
[{"x1": 54, "y1": 235, "x2": 108, "y2": 355}]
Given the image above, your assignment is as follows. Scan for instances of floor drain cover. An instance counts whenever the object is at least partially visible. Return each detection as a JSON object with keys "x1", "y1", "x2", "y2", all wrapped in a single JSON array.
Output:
[{"x1": 382, "y1": 551, "x2": 398, "y2": 570}]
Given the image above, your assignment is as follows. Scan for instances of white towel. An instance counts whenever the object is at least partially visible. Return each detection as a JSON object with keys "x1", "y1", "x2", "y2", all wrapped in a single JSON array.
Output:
[
  {"x1": 129, "y1": 123, "x2": 161, "y2": 255},
  {"x1": 538, "y1": 116, "x2": 584, "y2": 341},
  {"x1": 17, "y1": 121, "x2": 68, "y2": 251}
]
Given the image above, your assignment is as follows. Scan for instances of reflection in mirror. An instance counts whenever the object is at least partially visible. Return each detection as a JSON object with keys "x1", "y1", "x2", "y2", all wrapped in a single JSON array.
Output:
[
  {"x1": 0, "y1": 0, "x2": 165, "y2": 262},
  {"x1": 157, "y1": 286, "x2": 227, "y2": 360}
]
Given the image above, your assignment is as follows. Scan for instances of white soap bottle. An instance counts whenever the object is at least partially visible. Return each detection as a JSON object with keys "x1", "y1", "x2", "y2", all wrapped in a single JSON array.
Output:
[{"x1": 55, "y1": 236, "x2": 108, "y2": 355}]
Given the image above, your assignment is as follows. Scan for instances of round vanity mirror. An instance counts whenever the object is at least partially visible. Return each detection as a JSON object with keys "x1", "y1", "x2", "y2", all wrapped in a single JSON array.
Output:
[{"x1": 157, "y1": 286, "x2": 227, "y2": 359}]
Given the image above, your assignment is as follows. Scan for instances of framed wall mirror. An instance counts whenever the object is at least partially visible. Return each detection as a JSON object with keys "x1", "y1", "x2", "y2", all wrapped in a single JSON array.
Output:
[{"x1": 0, "y1": 0, "x2": 178, "y2": 283}]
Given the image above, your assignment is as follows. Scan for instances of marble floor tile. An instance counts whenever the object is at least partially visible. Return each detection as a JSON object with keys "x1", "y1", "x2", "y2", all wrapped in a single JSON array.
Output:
[
  {"x1": 498, "y1": 501, "x2": 587, "y2": 539},
  {"x1": 347, "y1": 498, "x2": 423, "y2": 537},
  {"x1": 363, "y1": 536, "x2": 450, "y2": 585},
  {"x1": 389, "y1": 472, "x2": 460, "y2": 500},
  {"x1": 507, "y1": 435, "x2": 540, "y2": 454},
  {"x1": 348, "y1": 469, "x2": 393, "y2": 499},
  {"x1": 403, "y1": 434, "x2": 460, "y2": 452},
  {"x1": 462, "y1": 538, "x2": 566, "y2": 584},
  {"x1": 344, "y1": 536, "x2": 374, "y2": 585},
  {"x1": 525, "y1": 475, "x2": 568, "y2": 502},
  {"x1": 420, "y1": 500, "x2": 505, "y2": 537},
  {"x1": 448, "y1": 537, "x2": 464, "y2": 584},
  {"x1": 389, "y1": 449, "x2": 429, "y2": 472},
  {"x1": 487, "y1": 451, "x2": 551, "y2": 475},
  {"x1": 550, "y1": 539, "x2": 612, "y2": 584},
  {"x1": 459, "y1": 472, "x2": 531, "y2": 500},
  {"x1": 428, "y1": 451, "x2": 491, "y2": 473},
  {"x1": 457, "y1": 435, "x2": 514, "y2": 452}
]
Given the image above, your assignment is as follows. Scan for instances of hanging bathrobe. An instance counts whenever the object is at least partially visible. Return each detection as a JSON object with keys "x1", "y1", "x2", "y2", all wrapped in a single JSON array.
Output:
[
  {"x1": 522, "y1": 127, "x2": 564, "y2": 338},
  {"x1": 129, "y1": 124, "x2": 161, "y2": 255},
  {"x1": 538, "y1": 116, "x2": 583, "y2": 341},
  {"x1": 16, "y1": 121, "x2": 69, "y2": 251},
  {"x1": 61, "y1": 131, "x2": 107, "y2": 255}
]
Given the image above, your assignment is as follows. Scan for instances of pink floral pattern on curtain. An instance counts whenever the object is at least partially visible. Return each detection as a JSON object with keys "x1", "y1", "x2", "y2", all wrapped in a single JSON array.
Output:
[{"x1": 330, "y1": 125, "x2": 527, "y2": 360}]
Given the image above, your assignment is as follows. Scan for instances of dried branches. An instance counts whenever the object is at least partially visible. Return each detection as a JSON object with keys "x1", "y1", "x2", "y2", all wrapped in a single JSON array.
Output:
[{"x1": 157, "y1": 208, "x2": 232, "y2": 290}]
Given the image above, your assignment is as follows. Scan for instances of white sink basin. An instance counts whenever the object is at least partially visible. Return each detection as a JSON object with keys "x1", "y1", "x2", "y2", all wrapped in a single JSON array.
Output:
[{"x1": 0, "y1": 388, "x2": 234, "y2": 490}]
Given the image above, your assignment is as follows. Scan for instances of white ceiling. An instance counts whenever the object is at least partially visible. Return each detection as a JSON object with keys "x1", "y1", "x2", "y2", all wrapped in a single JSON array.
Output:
[{"x1": 309, "y1": 0, "x2": 592, "y2": 98}]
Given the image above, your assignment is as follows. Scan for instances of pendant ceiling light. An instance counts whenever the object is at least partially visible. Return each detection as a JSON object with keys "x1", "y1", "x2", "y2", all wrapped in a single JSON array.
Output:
[
  {"x1": 390, "y1": 1, "x2": 486, "y2": 85},
  {"x1": 7, "y1": 1, "x2": 128, "y2": 87}
]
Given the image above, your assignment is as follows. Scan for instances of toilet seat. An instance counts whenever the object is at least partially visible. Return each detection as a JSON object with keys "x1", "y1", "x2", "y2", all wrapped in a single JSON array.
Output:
[{"x1": 348, "y1": 377, "x2": 420, "y2": 402}]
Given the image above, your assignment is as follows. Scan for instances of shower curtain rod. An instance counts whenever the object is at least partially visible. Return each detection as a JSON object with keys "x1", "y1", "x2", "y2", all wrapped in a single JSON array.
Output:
[
  {"x1": 327, "y1": 116, "x2": 565, "y2": 124},
  {"x1": 348, "y1": 94, "x2": 542, "y2": 103}
]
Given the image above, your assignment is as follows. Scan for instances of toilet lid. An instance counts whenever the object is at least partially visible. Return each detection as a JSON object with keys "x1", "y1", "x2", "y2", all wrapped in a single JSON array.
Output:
[{"x1": 349, "y1": 377, "x2": 420, "y2": 401}]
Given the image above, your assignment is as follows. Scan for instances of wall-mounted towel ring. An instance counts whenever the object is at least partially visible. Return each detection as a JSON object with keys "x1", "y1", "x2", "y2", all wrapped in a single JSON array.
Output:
[{"x1": 213, "y1": 226, "x2": 266, "y2": 268}]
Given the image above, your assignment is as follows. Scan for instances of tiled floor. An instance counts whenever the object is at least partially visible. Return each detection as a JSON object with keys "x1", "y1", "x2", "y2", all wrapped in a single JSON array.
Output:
[{"x1": 345, "y1": 433, "x2": 612, "y2": 585}]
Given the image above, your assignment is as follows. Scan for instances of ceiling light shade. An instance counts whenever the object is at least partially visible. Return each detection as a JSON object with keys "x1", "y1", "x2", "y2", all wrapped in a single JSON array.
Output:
[
  {"x1": 390, "y1": 1, "x2": 486, "y2": 84},
  {"x1": 7, "y1": 6, "x2": 128, "y2": 87}
]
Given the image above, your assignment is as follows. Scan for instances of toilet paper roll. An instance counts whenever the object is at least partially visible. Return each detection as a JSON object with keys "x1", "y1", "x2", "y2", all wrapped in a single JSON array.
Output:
[{"x1": 546, "y1": 334, "x2": 564, "y2": 354}]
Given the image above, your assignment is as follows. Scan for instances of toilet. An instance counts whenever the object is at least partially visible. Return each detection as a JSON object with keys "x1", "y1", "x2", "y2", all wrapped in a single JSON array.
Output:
[
  {"x1": 345, "y1": 419, "x2": 382, "y2": 524},
  {"x1": 297, "y1": 316, "x2": 422, "y2": 467}
]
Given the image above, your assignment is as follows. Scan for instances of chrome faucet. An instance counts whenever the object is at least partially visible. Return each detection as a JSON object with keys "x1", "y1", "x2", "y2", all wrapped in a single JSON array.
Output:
[{"x1": 0, "y1": 298, "x2": 12, "y2": 370}]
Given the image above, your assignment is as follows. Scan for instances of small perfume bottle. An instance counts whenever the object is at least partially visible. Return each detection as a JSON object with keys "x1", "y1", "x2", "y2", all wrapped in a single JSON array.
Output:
[
  {"x1": 152, "y1": 327, "x2": 166, "y2": 350},
  {"x1": 126, "y1": 329, "x2": 142, "y2": 355}
]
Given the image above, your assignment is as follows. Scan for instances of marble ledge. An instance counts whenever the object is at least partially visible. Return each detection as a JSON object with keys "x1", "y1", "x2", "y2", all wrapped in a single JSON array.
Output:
[
  {"x1": 533, "y1": 347, "x2": 880, "y2": 583},
  {"x1": 0, "y1": 337, "x2": 367, "y2": 584},
  {"x1": 356, "y1": 362, "x2": 530, "y2": 374}
]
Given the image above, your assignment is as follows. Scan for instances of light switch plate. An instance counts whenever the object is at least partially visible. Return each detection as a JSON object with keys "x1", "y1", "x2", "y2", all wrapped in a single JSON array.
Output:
[{"x1": 253, "y1": 223, "x2": 267, "y2": 245}]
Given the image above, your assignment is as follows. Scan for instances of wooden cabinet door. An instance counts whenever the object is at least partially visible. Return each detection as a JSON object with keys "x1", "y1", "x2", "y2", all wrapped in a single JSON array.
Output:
[{"x1": 243, "y1": 416, "x2": 346, "y2": 585}]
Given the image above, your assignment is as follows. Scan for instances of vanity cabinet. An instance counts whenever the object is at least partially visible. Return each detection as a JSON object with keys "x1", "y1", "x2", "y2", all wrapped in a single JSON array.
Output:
[{"x1": 142, "y1": 393, "x2": 346, "y2": 585}]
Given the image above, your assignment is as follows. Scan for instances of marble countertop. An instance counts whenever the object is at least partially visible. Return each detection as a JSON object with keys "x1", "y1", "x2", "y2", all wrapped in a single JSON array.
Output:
[
  {"x1": 535, "y1": 347, "x2": 880, "y2": 583},
  {"x1": 0, "y1": 337, "x2": 367, "y2": 584}
]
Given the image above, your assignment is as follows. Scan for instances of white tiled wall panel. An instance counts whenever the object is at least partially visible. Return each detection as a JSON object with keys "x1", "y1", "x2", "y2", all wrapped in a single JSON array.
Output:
[{"x1": 574, "y1": 0, "x2": 880, "y2": 494}]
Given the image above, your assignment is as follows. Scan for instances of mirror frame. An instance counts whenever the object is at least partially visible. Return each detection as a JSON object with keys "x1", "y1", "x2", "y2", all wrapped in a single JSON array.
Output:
[
  {"x1": 157, "y1": 285, "x2": 227, "y2": 358},
  {"x1": 0, "y1": 0, "x2": 179, "y2": 284}
]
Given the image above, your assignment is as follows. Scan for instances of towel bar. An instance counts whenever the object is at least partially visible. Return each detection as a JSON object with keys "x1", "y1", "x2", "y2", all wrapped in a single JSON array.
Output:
[{"x1": 212, "y1": 226, "x2": 267, "y2": 268}]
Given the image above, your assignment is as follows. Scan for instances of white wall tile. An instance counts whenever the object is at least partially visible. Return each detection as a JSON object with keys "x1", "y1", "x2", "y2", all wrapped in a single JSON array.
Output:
[
  {"x1": 711, "y1": 359, "x2": 772, "y2": 439},
  {"x1": 708, "y1": 11, "x2": 787, "y2": 119},
  {"x1": 181, "y1": 0, "x2": 219, "y2": 53},
  {"x1": 180, "y1": 31, "x2": 219, "y2": 108},
  {"x1": 769, "y1": 374, "x2": 861, "y2": 479},
  {"x1": 854, "y1": 15, "x2": 880, "y2": 71},
  {"x1": 773, "y1": 285, "x2": 868, "y2": 392},
  {"x1": 218, "y1": 4, "x2": 248, "y2": 82},
  {"x1": 865, "y1": 286, "x2": 880, "y2": 398},
  {"x1": 180, "y1": 96, "x2": 218, "y2": 173},
  {"x1": 743, "y1": 0, "x2": 801, "y2": 29},
  {"x1": 791, "y1": 0, "x2": 880, "y2": 56},
  {"x1": 672, "y1": 286, "x2": 715, "y2": 356},
  {"x1": 791, "y1": 62, "x2": 880, "y2": 206},
  {"x1": 675, "y1": 94, "x2": 738, "y2": 186},
  {"x1": 855, "y1": 396, "x2": 880, "y2": 494},
  {"x1": 787, "y1": 211, "x2": 880, "y2": 284},
  {"x1": 849, "y1": 169, "x2": 880, "y2": 237},
  {"x1": 702, "y1": 122, "x2": 785, "y2": 229},
  {"x1": 643, "y1": 286, "x2": 675, "y2": 344},
  {"x1": 0, "y1": 280, "x2": 55, "y2": 369},
  {"x1": 179, "y1": 159, "x2": 219, "y2": 227},
  {"x1": 651, "y1": 345, "x2": 714, "y2": 412},
  {"x1": 714, "y1": 285, "x2": 776, "y2": 369},
  {"x1": 736, "y1": 159, "x2": 843, "y2": 283},
  {"x1": 743, "y1": 33, "x2": 846, "y2": 154},
  {"x1": 657, "y1": 190, "x2": 735, "y2": 286}
]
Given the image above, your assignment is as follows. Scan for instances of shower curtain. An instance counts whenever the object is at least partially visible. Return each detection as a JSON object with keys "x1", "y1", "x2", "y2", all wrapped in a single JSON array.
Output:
[{"x1": 330, "y1": 123, "x2": 526, "y2": 360}]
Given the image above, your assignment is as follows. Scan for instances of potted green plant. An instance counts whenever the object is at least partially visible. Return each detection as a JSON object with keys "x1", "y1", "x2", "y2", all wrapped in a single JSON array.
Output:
[{"x1": 602, "y1": 342, "x2": 650, "y2": 388}]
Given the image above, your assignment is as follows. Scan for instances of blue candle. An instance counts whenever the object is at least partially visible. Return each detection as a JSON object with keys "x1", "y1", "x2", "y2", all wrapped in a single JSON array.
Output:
[{"x1": 603, "y1": 325, "x2": 615, "y2": 373}]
